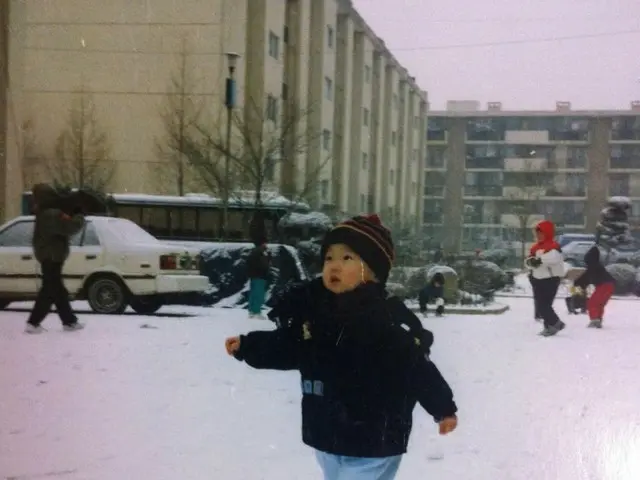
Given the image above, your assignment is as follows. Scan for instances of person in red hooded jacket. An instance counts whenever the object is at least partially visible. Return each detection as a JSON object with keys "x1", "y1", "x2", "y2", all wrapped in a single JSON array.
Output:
[{"x1": 524, "y1": 220, "x2": 566, "y2": 336}]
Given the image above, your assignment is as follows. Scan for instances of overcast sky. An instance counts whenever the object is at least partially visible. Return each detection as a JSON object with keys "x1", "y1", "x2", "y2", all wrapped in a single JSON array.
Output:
[{"x1": 353, "y1": 0, "x2": 640, "y2": 110}]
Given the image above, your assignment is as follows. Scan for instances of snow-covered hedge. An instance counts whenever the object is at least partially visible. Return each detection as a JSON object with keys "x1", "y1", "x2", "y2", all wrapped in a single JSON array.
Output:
[
  {"x1": 456, "y1": 260, "x2": 509, "y2": 293},
  {"x1": 605, "y1": 263, "x2": 636, "y2": 295},
  {"x1": 171, "y1": 243, "x2": 309, "y2": 307}
]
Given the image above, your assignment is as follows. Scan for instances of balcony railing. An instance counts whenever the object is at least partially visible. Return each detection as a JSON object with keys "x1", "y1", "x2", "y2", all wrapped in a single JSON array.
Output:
[
  {"x1": 463, "y1": 185, "x2": 503, "y2": 197},
  {"x1": 424, "y1": 185, "x2": 445, "y2": 197}
]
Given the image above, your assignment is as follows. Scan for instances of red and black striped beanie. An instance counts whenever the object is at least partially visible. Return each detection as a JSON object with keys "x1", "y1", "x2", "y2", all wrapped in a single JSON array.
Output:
[{"x1": 321, "y1": 214, "x2": 395, "y2": 283}]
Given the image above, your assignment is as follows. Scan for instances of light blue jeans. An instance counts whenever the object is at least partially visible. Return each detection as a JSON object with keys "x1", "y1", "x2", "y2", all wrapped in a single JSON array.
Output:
[{"x1": 315, "y1": 451, "x2": 402, "y2": 480}]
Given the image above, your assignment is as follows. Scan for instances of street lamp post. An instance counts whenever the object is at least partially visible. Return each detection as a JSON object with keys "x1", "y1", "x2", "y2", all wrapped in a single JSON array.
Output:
[{"x1": 222, "y1": 52, "x2": 240, "y2": 237}]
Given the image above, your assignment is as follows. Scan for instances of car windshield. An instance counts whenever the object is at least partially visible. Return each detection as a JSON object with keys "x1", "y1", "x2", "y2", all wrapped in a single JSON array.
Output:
[{"x1": 99, "y1": 218, "x2": 160, "y2": 244}]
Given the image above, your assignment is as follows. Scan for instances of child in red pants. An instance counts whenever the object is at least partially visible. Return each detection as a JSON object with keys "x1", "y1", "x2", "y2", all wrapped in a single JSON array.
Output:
[{"x1": 573, "y1": 246, "x2": 615, "y2": 328}]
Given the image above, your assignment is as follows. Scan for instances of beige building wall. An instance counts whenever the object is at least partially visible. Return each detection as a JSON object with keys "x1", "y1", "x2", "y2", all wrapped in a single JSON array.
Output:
[
  {"x1": 332, "y1": 7, "x2": 354, "y2": 212},
  {"x1": 282, "y1": 0, "x2": 311, "y2": 199},
  {"x1": 358, "y1": 34, "x2": 375, "y2": 214},
  {"x1": 307, "y1": 0, "x2": 337, "y2": 209},
  {"x1": 371, "y1": 51, "x2": 387, "y2": 214},
  {"x1": 1, "y1": 0, "x2": 428, "y2": 224},
  {"x1": 9, "y1": 0, "x2": 247, "y2": 197}
]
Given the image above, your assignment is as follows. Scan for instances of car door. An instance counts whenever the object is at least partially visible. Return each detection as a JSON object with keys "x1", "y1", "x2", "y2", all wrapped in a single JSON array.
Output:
[
  {"x1": 63, "y1": 221, "x2": 104, "y2": 295},
  {"x1": 0, "y1": 220, "x2": 39, "y2": 294}
]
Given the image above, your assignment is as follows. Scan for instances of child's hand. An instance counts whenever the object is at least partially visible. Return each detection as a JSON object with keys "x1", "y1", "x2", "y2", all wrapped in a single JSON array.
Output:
[
  {"x1": 438, "y1": 416, "x2": 457, "y2": 435},
  {"x1": 225, "y1": 336, "x2": 241, "y2": 356}
]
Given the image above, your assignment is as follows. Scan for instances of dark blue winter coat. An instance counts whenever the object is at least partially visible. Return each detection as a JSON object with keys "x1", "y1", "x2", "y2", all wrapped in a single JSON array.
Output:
[{"x1": 234, "y1": 278, "x2": 456, "y2": 458}]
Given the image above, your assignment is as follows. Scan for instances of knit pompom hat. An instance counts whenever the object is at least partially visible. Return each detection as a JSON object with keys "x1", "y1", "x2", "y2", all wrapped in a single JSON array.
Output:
[{"x1": 320, "y1": 214, "x2": 395, "y2": 284}]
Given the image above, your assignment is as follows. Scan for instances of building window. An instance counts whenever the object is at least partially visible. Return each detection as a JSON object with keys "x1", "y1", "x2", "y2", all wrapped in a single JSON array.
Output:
[
  {"x1": 324, "y1": 77, "x2": 333, "y2": 100},
  {"x1": 322, "y1": 129, "x2": 331, "y2": 151},
  {"x1": 427, "y1": 146, "x2": 446, "y2": 168},
  {"x1": 412, "y1": 181, "x2": 417, "y2": 195},
  {"x1": 362, "y1": 153, "x2": 368, "y2": 170},
  {"x1": 360, "y1": 194, "x2": 366, "y2": 212},
  {"x1": 363, "y1": 108, "x2": 369, "y2": 126},
  {"x1": 266, "y1": 95, "x2": 278, "y2": 122},
  {"x1": 389, "y1": 169, "x2": 395, "y2": 185},
  {"x1": 610, "y1": 145, "x2": 640, "y2": 169},
  {"x1": 391, "y1": 131, "x2": 396, "y2": 146},
  {"x1": 268, "y1": 31, "x2": 280, "y2": 59},
  {"x1": 611, "y1": 116, "x2": 640, "y2": 141},
  {"x1": 327, "y1": 26, "x2": 334, "y2": 48},
  {"x1": 413, "y1": 149, "x2": 418, "y2": 164},
  {"x1": 364, "y1": 65, "x2": 371, "y2": 83},
  {"x1": 427, "y1": 117, "x2": 447, "y2": 141},
  {"x1": 281, "y1": 82, "x2": 288, "y2": 100}
]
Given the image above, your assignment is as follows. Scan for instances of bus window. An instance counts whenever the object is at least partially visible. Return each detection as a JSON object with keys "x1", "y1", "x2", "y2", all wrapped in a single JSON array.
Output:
[
  {"x1": 227, "y1": 210, "x2": 249, "y2": 240},
  {"x1": 198, "y1": 208, "x2": 221, "y2": 240},
  {"x1": 116, "y1": 205, "x2": 142, "y2": 224},
  {"x1": 169, "y1": 208, "x2": 197, "y2": 239},
  {"x1": 141, "y1": 206, "x2": 169, "y2": 238}
]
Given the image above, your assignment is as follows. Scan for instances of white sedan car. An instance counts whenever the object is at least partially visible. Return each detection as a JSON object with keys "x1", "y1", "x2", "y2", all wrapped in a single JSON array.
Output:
[{"x1": 0, "y1": 216, "x2": 210, "y2": 314}]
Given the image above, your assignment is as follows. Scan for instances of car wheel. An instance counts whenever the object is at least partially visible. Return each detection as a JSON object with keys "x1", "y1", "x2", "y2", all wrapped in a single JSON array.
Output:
[
  {"x1": 86, "y1": 275, "x2": 128, "y2": 314},
  {"x1": 129, "y1": 296, "x2": 163, "y2": 315},
  {"x1": 0, "y1": 300, "x2": 11, "y2": 310}
]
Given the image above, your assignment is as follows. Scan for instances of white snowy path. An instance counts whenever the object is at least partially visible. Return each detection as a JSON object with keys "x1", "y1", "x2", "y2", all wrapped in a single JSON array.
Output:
[{"x1": 1, "y1": 298, "x2": 640, "y2": 480}]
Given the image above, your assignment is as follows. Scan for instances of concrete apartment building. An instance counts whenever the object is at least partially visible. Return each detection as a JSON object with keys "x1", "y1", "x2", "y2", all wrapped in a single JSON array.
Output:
[
  {"x1": 425, "y1": 100, "x2": 640, "y2": 252},
  {"x1": 0, "y1": 0, "x2": 427, "y2": 225}
]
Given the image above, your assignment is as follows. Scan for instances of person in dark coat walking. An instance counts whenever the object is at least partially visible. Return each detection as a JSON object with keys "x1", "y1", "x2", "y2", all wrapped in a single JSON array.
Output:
[
  {"x1": 573, "y1": 246, "x2": 615, "y2": 328},
  {"x1": 25, "y1": 184, "x2": 85, "y2": 334},
  {"x1": 225, "y1": 214, "x2": 457, "y2": 480}
]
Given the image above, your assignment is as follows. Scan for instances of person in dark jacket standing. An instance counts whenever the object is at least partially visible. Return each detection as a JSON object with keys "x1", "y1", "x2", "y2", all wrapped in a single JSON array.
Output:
[
  {"x1": 246, "y1": 242, "x2": 271, "y2": 318},
  {"x1": 225, "y1": 214, "x2": 458, "y2": 480},
  {"x1": 573, "y1": 246, "x2": 615, "y2": 328},
  {"x1": 418, "y1": 272, "x2": 445, "y2": 316},
  {"x1": 26, "y1": 184, "x2": 85, "y2": 334}
]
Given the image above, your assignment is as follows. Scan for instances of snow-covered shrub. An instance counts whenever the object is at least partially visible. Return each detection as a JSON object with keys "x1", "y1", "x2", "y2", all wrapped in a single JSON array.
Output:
[
  {"x1": 456, "y1": 260, "x2": 508, "y2": 294},
  {"x1": 386, "y1": 282, "x2": 408, "y2": 300},
  {"x1": 278, "y1": 211, "x2": 333, "y2": 274},
  {"x1": 605, "y1": 263, "x2": 636, "y2": 295},
  {"x1": 596, "y1": 196, "x2": 634, "y2": 248},
  {"x1": 481, "y1": 249, "x2": 512, "y2": 268},
  {"x1": 175, "y1": 243, "x2": 309, "y2": 307}
]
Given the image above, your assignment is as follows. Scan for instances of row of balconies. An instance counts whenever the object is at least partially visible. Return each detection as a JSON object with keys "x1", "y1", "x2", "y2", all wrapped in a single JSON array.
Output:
[
  {"x1": 423, "y1": 185, "x2": 588, "y2": 198},
  {"x1": 422, "y1": 212, "x2": 586, "y2": 227},
  {"x1": 426, "y1": 130, "x2": 640, "y2": 145}
]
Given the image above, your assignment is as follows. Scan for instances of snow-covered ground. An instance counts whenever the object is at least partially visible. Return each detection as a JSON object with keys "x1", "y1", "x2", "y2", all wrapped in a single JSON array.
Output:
[{"x1": 2, "y1": 297, "x2": 640, "y2": 479}]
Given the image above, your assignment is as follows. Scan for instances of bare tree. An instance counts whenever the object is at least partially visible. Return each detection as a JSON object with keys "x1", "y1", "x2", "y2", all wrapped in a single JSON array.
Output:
[
  {"x1": 48, "y1": 89, "x2": 116, "y2": 191},
  {"x1": 188, "y1": 96, "x2": 330, "y2": 207},
  {"x1": 501, "y1": 158, "x2": 552, "y2": 261},
  {"x1": 155, "y1": 39, "x2": 203, "y2": 195}
]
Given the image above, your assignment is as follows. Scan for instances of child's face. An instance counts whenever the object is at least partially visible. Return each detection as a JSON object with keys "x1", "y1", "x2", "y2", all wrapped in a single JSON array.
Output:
[
  {"x1": 322, "y1": 243, "x2": 375, "y2": 294},
  {"x1": 534, "y1": 229, "x2": 544, "y2": 242}
]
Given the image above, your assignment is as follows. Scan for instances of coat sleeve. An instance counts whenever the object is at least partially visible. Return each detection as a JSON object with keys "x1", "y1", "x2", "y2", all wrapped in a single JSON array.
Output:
[
  {"x1": 538, "y1": 248, "x2": 563, "y2": 266},
  {"x1": 42, "y1": 209, "x2": 85, "y2": 237},
  {"x1": 234, "y1": 325, "x2": 300, "y2": 371},
  {"x1": 411, "y1": 355, "x2": 458, "y2": 422}
]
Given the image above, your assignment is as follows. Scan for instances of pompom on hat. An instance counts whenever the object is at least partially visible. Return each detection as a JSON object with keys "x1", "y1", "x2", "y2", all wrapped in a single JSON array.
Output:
[{"x1": 320, "y1": 214, "x2": 395, "y2": 284}]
